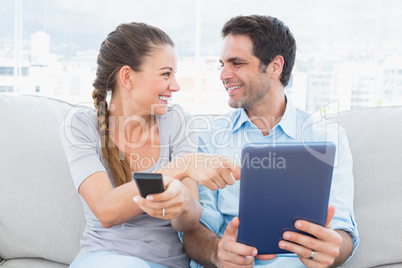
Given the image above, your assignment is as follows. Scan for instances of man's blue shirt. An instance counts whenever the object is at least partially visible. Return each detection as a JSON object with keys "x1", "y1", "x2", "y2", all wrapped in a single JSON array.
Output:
[{"x1": 190, "y1": 98, "x2": 359, "y2": 267}]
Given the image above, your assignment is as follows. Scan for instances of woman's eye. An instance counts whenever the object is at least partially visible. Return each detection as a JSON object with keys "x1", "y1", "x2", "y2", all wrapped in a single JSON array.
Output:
[{"x1": 163, "y1": 72, "x2": 170, "y2": 77}]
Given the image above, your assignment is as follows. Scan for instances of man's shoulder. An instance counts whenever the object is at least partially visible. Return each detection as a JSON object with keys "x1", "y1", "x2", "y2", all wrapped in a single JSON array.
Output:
[{"x1": 293, "y1": 107, "x2": 346, "y2": 141}]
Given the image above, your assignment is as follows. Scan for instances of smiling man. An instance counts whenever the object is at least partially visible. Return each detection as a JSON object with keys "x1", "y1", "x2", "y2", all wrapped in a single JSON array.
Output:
[{"x1": 182, "y1": 15, "x2": 359, "y2": 268}]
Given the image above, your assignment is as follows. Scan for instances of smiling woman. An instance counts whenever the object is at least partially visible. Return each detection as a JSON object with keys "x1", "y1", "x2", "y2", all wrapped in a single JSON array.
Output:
[
  {"x1": 125, "y1": 45, "x2": 180, "y2": 115},
  {"x1": 60, "y1": 22, "x2": 199, "y2": 268}
]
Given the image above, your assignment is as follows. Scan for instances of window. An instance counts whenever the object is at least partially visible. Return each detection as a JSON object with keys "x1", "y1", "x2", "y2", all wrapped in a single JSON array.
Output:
[{"x1": 1, "y1": 0, "x2": 402, "y2": 113}]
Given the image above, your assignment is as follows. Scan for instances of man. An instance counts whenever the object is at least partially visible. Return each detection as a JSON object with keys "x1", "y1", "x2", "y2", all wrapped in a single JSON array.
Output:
[{"x1": 183, "y1": 15, "x2": 359, "y2": 267}]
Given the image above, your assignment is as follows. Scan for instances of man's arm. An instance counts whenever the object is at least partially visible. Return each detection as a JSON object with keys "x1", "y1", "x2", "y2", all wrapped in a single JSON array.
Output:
[
  {"x1": 183, "y1": 222, "x2": 220, "y2": 267},
  {"x1": 183, "y1": 218, "x2": 276, "y2": 268},
  {"x1": 331, "y1": 230, "x2": 354, "y2": 267}
]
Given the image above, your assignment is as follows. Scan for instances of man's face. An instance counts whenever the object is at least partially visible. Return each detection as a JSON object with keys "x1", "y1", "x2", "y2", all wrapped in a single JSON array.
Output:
[{"x1": 219, "y1": 34, "x2": 271, "y2": 109}]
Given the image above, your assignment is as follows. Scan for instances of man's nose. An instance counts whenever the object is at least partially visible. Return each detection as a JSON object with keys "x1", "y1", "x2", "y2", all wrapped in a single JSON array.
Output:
[{"x1": 220, "y1": 65, "x2": 233, "y2": 81}]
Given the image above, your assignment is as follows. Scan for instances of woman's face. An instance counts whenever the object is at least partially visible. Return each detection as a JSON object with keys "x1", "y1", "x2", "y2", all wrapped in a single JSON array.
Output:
[{"x1": 131, "y1": 45, "x2": 180, "y2": 115}]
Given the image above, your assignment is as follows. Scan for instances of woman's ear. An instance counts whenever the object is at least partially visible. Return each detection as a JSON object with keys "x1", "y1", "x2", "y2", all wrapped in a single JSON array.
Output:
[{"x1": 118, "y1": 65, "x2": 134, "y2": 90}]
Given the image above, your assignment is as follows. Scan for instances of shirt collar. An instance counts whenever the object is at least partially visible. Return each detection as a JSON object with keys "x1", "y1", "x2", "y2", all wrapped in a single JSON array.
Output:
[
  {"x1": 230, "y1": 108, "x2": 250, "y2": 133},
  {"x1": 229, "y1": 96, "x2": 297, "y2": 139},
  {"x1": 278, "y1": 97, "x2": 297, "y2": 139}
]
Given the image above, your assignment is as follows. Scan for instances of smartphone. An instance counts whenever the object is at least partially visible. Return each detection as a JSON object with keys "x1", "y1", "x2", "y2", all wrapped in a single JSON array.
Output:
[{"x1": 133, "y1": 172, "x2": 165, "y2": 198}]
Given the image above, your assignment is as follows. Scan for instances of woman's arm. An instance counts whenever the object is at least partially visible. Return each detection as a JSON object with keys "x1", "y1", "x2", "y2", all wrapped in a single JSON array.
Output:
[
  {"x1": 79, "y1": 153, "x2": 239, "y2": 228},
  {"x1": 159, "y1": 153, "x2": 240, "y2": 190},
  {"x1": 78, "y1": 171, "x2": 144, "y2": 228},
  {"x1": 80, "y1": 170, "x2": 201, "y2": 230},
  {"x1": 170, "y1": 178, "x2": 201, "y2": 232}
]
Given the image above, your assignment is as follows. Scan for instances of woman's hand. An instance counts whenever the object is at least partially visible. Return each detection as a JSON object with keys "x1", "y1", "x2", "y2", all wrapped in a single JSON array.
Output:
[
  {"x1": 133, "y1": 176, "x2": 192, "y2": 220},
  {"x1": 183, "y1": 153, "x2": 241, "y2": 191}
]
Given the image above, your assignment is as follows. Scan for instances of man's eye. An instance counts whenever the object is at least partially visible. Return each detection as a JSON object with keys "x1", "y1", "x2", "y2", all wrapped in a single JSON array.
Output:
[{"x1": 233, "y1": 62, "x2": 242, "y2": 66}]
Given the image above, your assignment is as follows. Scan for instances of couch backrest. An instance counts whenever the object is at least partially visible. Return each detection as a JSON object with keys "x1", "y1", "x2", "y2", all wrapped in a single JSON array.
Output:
[
  {"x1": 0, "y1": 95, "x2": 86, "y2": 264},
  {"x1": 1, "y1": 94, "x2": 401, "y2": 267},
  {"x1": 338, "y1": 106, "x2": 402, "y2": 268}
]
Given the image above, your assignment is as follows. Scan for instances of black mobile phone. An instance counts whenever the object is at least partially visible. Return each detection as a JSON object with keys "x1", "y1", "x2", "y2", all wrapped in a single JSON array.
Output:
[{"x1": 133, "y1": 173, "x2": 165, "y2": 198}]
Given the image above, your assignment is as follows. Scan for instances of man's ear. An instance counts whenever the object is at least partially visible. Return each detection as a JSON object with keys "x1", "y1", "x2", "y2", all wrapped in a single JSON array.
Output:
[
  {"x1": 118, "y1": 65, "x2": 134, "y2": 90},
  {"x1": 270, "y1": 55, "x2": 284, "y2": 80}
]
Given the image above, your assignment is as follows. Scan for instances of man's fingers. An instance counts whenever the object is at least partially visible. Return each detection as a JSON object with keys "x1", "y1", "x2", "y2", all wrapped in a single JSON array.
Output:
[
  {"x1": 282, "y1": 231, "x2": 327, "y2": 252},
  {"x1": 294, "y1": 220, "x2": 334, "y2": 241},
  {"x1": 326, "y1": 205, "x2": 336, "y2": 228},
  {"x1": 224, "y1": 217, "x2": 240, "y2": 240},
  {"x1": 222, "y1": 240, "x2": 257, "y2": 257},
  {"x1": 219, "y1": 243, "x2": 256, "y2": 266},
  {"x1": 256, "y1": 254, "x2": 277, "y2": 261}
]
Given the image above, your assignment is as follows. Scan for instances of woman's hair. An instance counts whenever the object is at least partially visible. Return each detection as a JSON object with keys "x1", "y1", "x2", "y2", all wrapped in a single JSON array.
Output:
[{"x1": 92, "y1": 22, "x2": 174, "y2": 187}]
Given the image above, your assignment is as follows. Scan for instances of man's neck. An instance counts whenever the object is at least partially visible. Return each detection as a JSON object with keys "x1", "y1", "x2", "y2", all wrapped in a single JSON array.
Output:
[{"x1": 245, "y1": 93, "x2": 286, "y2": 136}]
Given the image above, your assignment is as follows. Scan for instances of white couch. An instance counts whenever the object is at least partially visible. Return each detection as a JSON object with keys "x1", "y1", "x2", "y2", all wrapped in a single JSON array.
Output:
[{"x1": 0, "y1": 94, "x2": 401, "y2": 267}]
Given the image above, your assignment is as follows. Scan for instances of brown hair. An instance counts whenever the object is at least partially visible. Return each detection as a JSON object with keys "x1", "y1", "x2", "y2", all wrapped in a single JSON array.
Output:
[
  {"x1": 92, "y1": 22, "x2": 173, "y2": 187},
  {"x1": 222, "y1": 15, "x2": 296, "y2": 87}
]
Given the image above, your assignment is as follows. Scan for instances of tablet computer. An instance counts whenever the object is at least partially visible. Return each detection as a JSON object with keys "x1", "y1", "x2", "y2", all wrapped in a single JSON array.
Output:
[{"x1": 237, "y1": 142, "x2": 336, "y2": 254}]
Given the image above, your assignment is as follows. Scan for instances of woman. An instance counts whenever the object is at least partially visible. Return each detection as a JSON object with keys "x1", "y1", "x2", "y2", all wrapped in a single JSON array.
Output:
[{"x1": 60, "y1": 22, "x2": 238, "y2": 268}]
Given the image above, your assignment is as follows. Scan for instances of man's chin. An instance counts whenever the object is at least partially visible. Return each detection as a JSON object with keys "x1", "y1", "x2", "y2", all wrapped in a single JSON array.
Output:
[{"x1": 228, "y1": 98, "x2": 244, "y2": 109}]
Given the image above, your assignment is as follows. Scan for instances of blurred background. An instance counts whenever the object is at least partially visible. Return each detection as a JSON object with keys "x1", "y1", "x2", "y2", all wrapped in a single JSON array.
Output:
[{"x1": 1, "y1": 0, "x2": 401, "y2": 114}]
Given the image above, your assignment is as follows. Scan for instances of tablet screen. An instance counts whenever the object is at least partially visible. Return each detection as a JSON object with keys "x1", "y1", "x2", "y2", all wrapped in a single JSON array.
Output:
[{"x1": 237, "y1": 142, "x2": 336, "y2": 254}]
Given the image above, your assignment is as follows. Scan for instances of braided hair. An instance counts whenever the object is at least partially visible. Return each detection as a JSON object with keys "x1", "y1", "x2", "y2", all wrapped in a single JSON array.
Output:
[{"x1": 92, "y1": 22, "x2": 173, "y2": 187}]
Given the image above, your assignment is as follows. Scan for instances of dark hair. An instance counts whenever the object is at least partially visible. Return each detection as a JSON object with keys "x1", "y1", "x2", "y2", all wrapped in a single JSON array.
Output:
[
  {"x1": 221, "y1": 15, "x2": 296, "y2": 87},
  {"x1": 92, "y1": 22, "x2": 173, "y2": 187}
]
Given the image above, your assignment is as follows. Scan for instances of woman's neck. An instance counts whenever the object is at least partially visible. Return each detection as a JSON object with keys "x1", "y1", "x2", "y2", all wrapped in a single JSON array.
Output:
[{"x1": 109, "y1": 93, "x2": 155, "y2": 146}]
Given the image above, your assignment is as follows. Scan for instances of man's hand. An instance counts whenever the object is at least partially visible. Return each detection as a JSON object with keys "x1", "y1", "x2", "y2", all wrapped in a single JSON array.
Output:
[
  {"x1": 278, "y1": 205, "x2": 344, "y2": 268},
  {"x1": 216, "y1": 217, "x2": 276, "y2": 267}
]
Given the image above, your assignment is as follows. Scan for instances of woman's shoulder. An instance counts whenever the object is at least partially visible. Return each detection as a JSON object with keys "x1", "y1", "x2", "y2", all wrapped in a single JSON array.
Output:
[
  {"x1": 59, "y1": 107, "x2": 101, "y2": 150},
  {"x1": 61, "y1": 107, "x2": 99, "y2": 139},
  {"x1": 166, "y1": 103, "x2": 192, "y2": 117},
  {"x1": 160, "y1": 103, "x2": 193, "y2": 123},
  {"x1": 158, "y1": 104, "x2": 195, "y2": 140},
  {"x1": 69, "y1": 107, "x2": 98, "y2": 129}
]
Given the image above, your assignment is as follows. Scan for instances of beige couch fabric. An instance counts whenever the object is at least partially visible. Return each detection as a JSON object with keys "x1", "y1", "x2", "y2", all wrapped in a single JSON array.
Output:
[
  {"x1": 0, "y1": 95, "x2": 86, "y2": 266},
  {"x1": 339, "y1": 106, "x2": 402, "y2": 268}
]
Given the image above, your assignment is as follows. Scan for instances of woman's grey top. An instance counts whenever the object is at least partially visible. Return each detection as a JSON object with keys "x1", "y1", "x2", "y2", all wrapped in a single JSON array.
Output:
[{"x1": 60, "y1": 104, "x2": 198, "y2": 268}]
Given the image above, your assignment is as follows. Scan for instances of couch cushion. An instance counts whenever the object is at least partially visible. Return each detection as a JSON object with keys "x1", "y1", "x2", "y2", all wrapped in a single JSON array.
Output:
[
  {"x1": 0, "y1": 258, "x2": 67, "y2": 268},
  {"x1": 338, "y1": 106, "x2": 402, "y2": 268},
  {"x1": 0, "y1": 95, "x2": 86, "y2": 264}
]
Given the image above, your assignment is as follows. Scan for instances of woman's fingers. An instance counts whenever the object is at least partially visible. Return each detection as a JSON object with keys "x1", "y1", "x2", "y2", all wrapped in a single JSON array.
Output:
[{"x1": 133, "y1": 179, "x2": 190, "y2": 219}]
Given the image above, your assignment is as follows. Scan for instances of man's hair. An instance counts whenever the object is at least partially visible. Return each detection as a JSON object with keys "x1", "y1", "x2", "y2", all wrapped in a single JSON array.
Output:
[{"x1": 222, "y1": 15, "x2": 296, "y2": 87}]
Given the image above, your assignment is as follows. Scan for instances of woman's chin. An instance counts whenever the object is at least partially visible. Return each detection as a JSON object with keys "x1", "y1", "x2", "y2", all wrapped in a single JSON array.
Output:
[{"x1": 153, "y1": 107, "x2": 168, "y2": 115}]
